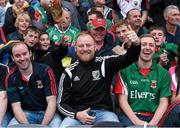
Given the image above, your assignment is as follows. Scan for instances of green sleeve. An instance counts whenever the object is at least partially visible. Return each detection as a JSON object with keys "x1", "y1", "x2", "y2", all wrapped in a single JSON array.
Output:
[
  {"x1": 164, "y1": 43, "x2": 178, "y2": 55},
  {"x1": 71, "y1": 28, "x2": 81, "y2": 44}
]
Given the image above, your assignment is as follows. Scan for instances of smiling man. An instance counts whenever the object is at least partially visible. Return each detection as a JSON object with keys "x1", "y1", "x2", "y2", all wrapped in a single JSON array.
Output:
[
  {"x1": 114, "y1": 34, "x2": 171, "y2": 126},
  {"x1": 126, "y1": 9, "x2": 148, "y2": 36},
  {"x1": 5, "y1": 42, "x2": 61, "y2": 127},
  {"x1": 57, "y1": 31, "x2": 141, "y2": 128}
]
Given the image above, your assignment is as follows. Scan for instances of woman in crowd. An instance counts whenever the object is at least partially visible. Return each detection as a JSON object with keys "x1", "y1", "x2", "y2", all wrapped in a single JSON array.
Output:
[
  {"x1": 3, "y1": 0, "x2": 34, "y2": 35},
  {"x1": 6, "y1": 12, "x2": 31, "y2": 41}
]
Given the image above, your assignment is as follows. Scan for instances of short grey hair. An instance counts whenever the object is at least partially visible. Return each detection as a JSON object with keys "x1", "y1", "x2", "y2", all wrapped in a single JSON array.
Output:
[{"x1": 163, "y1": 5, "x2": 179, "y2": 18}]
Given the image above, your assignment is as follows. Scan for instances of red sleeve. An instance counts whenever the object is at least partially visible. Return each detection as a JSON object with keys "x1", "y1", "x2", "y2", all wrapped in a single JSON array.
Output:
[
  {"x1": 114, "y1": 72, "x2": 128, "y2": 95},
  {"x1": 47, "y1": 68, "x2": 57, "y2": 96}
]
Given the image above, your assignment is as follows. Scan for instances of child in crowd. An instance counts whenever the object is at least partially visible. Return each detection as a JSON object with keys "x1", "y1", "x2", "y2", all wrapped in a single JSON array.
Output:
[
  {"x1": 149, "y1": 26, "x2": 178, "y2": 70},
  {"x1": 34, "y1": 32, "x2": 68, "y2": 85}
]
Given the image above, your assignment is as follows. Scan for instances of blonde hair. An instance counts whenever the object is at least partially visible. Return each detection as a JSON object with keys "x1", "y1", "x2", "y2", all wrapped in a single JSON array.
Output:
[
  {"x1": 50, "y1": 6, "x2": 63, "y2": 22},
  {"x1": 115, "y1": 19, "x2": 129, "y2": 29},
  {"x1": 15, "y1": 12, "x2": 31, "y2": 28}
]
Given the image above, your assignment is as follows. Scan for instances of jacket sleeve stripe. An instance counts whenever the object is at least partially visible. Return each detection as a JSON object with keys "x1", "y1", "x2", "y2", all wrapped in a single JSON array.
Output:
[
  {"x1": 101, "y1": 58, "x2": 105, "y2": 77},
  {"x1": 57, "y1": 73, "x2": 75, "y2": 118},
  {"x1": 47, "y1": 68, "x2": 57, "y2": 95},
  {"x1": 65, "y1": 68, "x2": 72, "y2": 79}
]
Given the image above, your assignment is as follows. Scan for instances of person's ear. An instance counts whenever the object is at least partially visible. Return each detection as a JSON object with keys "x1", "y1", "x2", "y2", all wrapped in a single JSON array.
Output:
[
  {"x1": 11, "y1": 55, "x2": 14, "y2": 62},
  {"x1": 164, "y1": 16, "x2": 168, "y2": 21}
]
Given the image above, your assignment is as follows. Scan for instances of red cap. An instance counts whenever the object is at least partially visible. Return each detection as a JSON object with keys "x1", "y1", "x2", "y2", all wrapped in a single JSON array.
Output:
[{"x1": 90, "y1": 18, "x2": 107, "y2": 30}]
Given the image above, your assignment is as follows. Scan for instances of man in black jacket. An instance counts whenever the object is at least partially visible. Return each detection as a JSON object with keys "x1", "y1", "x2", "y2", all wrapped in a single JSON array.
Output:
[{"x1": 57, "y1": 30, "x2": 141, "y2": 128}]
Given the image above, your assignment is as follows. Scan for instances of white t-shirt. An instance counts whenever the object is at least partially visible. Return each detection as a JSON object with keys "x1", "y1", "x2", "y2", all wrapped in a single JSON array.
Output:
[{"x1": 117, "y1": 0, "x2": 142, "y2": 18}]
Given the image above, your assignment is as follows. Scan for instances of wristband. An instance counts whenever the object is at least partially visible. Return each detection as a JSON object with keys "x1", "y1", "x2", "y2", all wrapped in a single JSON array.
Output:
[{"x1": 144, "y1": 122, "x2": 147, "y2": 128}]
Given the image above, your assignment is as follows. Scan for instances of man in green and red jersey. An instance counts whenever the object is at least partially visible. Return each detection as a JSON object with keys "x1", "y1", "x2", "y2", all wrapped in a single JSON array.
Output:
[
  {"x1": 46, "y1": 8, "x2": 80, "y2": 47},
  {"x1": 114, "y1": 34, "x2": 171, "y2": 126}
]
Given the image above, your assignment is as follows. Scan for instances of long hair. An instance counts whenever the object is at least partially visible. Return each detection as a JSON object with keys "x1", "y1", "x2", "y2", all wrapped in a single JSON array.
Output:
[{"x1": 175, "y1": 47, "x2": 180, "y2": 96}]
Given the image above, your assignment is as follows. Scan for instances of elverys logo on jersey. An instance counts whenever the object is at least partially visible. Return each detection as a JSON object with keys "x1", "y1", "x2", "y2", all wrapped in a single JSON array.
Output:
[
  {"x1": 92, "y1": 70, "x2": 100, "y2": 81},
  {"x1": 130, "y1": 90, "x2": 155, "y2": 101}
]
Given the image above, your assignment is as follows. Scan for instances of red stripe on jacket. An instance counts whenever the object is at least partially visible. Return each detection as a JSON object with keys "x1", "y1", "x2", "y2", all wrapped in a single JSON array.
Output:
[
  {"x1": 5, "y1": 66, "x2": 18, "y2": 89},
  {"x1": 47, "y1": 68, "x2": 57, "y2": 95}
]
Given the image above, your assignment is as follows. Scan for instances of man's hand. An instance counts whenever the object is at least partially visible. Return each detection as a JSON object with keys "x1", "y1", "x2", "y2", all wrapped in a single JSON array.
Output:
[
  {"x1": 158, "y1": 52, "x2": 168, "y2": 66},
  {"x1": 124, "y1": 25, "x2": 140, "y2": 46},
  {"x1": 76, "y1": 108, "x2": 95, "y2": 124},
  {"x1": 134, "y1": 119, "x2": 147, "y2": 126},
  {"x1": 54, "y1": 35, "x2": 69, "y2": 46},
  {"x1": 112, "y1": 45, "x2": 127, "y2": 55}
]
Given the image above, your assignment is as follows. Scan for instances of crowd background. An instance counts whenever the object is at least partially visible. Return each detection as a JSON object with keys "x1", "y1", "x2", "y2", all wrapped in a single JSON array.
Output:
[{"x1": 0, "y1": 0, "x2": 180, "y2": 127}]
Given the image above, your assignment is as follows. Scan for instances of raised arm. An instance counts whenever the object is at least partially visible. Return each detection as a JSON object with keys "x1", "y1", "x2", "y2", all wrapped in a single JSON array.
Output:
[
  {"x1": 52, "y1": 43, "x2": 68, "y2": 60},
  {"x1": 106, "y1": 43, "x2": 141, "y2": 75},
  {"x1": 105, "y1": 29, "x2": 141, "y2": 74}
]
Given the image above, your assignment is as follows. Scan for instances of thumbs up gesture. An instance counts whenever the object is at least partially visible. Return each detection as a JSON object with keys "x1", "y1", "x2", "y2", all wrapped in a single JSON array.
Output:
[{"x1": 124, "y1": 25, "x2": 140, "y2": 46}]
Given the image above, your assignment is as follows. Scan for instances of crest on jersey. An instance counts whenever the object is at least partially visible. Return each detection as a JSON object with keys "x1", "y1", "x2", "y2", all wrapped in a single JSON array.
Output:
[
  {"x1": 92, "y1": 70, "x2": 100, "y2": 81},
  {"x1": 36, "y1": 80, "x2": 43, "y2": 88},
  {"x1": 150, "y1": 80, "x2": 157, "y2": 88}
]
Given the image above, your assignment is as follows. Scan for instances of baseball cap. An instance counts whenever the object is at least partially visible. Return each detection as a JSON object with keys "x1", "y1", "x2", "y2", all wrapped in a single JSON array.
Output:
[{"x1": 90, "y1": 18, "x2": 107, "y2": 30}]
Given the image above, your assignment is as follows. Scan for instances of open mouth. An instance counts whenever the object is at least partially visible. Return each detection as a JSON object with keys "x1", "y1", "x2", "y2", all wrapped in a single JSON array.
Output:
[
  {"x1": 42, "y1": 44, "x2": 49, "y2": 49},
  {"x1": 42, "y1": 44, "x2": 48, "y2": 47},
  {"x1": 20, "y1": 26, "x2": 28, "y2": 30},
  {"x1": 82, "y1": 53, "x2": 90, "y2": 55},
  {"x1": 143, "y1": 51, "x2": 151, "y2": 56},
  {"x1": 20, "y1": 61, "x2": 26, "y2": 66},
  {"x1": 154, "y1": 38, "x2": 160, "y2": 42}
]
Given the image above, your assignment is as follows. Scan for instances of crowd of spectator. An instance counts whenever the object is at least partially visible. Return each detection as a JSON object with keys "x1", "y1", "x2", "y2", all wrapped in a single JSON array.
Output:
[{"x1": 0, "y1": 0, "x2": 180, "y2": 127}]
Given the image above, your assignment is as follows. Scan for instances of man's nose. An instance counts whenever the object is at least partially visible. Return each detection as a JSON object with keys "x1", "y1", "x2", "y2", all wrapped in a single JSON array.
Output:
[
  {"x1": 146, "y1": 45, "x2": 150, "y2": 49},
  {"x1": 31, "y1": 37, "x2": 35, "y2": 41},
  {"x1": 83, "y1": 46, "x2": 88, "y2": 51},
  {"x1": 19, "y1": 55, "x2": 25, "y2": 60}
]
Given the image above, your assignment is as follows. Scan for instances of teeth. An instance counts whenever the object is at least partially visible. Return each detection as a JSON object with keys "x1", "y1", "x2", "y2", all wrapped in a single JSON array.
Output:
[{"x1": 143, "y1": 52, "x2": 150, "y2": 55}]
